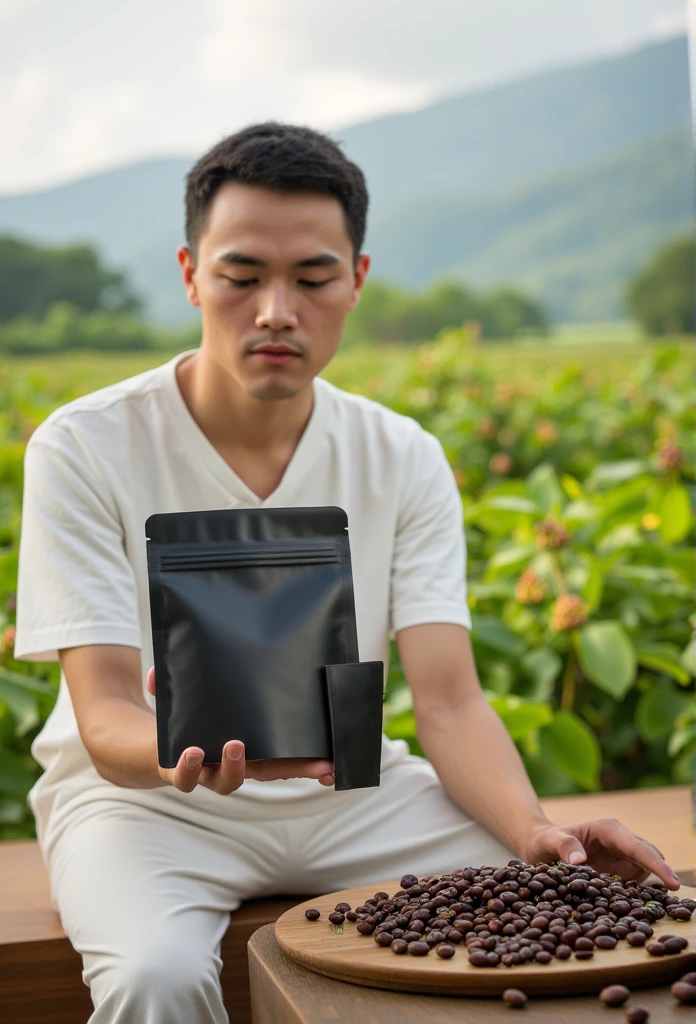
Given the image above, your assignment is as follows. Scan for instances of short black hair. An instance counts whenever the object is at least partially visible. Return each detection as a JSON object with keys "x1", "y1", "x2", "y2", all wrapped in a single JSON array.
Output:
[{"x1": 184, "y1": 122, "x2": 369, "y2": 264}]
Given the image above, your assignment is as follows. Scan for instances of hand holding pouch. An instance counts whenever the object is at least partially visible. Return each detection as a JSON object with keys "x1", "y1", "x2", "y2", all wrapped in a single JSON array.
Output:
[{"x1": 145, "y1": 506, "x2": 383, "y2": 790}]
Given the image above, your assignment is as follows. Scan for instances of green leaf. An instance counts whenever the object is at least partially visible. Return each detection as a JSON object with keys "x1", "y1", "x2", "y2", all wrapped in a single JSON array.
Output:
[
  {"x1": 526, "y1": 463, "x2": 565, "y2": 515},
  {"x1": 486, "y1": 544, "x2": 536, "y2": 575},
  {"x1": 635, "y1": 644, "x2": 691, "y2": 685},
  {"x1": 668, "y1": 727, "x2": 695, "y2": 759},
  {"x1": 576, "y1": 621, "x2": 636, "y2": 699},
  {"x1": 579, "y1": 554, "x2": 604, "y2": 612},
  {"x1": 520, "y1": 647, "x2": 563, "y2": 701},
  {"x1": 635, "y1": 683, "x2": 690, "y2": 742},
  {"x1": 384, "y1": 709, "x2": 417, "y2": 740},
  {"x1": 471, "y1": 615, "x2": 526, "y2": 656},
  {"x1": 0, "y1": 677, "x2": 39, "y2": 736},
  {"x1": 659, "y1": 485, "x2": 693, "y2": 545},
  {"x1": 587, "y1": 460, "x2": 651, "y2": 490},
  {"x1": 0, "y1": 747, "x2": 36, "y2": 799},
  {"x1": 681, "y1": 638, "x2": 696, "y2": 676},
  {"x1": 0, "y1": 798, "x2": 26, "y2": 825},
  {"x1": 484, "y1": 496, "x2": 538, "y2": 513},
  {"x1": 560, "y1": 474, "x2": 584, "y2": 500},
  {"x1": 488, "y1": 696, "x2": 553, "y2": 740},
  {"x1": 542, "y1": 711, "x2": 601, "y2": 791},
  {"x1": 0, "y1": 666, "x2": 56, "y2": 695}
]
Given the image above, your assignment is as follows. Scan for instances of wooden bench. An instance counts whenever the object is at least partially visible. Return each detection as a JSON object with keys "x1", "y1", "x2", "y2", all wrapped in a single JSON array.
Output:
[{"x1": 1, "y1": 785, "x2": 693, "y2": 1024}]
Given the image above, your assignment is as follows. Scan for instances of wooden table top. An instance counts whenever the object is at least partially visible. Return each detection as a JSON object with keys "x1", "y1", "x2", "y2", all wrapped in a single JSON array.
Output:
[{"x1": 248, "y1": 924, "x2": 694, "y2": 1024}]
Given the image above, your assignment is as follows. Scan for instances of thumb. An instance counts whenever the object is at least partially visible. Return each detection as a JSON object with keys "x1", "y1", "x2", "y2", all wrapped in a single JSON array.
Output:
[
  {"x1": 147, "y1": 666, "x2": 156, "y2": 697},
  {"x1": 557, "y1": 831, "x2": 587, "y2": 866}
]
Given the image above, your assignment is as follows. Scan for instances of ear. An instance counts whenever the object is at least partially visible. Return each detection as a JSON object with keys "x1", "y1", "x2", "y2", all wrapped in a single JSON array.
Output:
[
  {"x1": 177, "y1": 245, "x2": 201, "y2": 308},
  {"x1": 347, "y1": 252, "x2": 371, "y2": 311}
]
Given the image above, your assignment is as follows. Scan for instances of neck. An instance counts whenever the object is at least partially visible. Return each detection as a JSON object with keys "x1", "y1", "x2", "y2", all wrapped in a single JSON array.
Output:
[{"x1": 175, "y1": 346, "x2": 316, "y2": 454}]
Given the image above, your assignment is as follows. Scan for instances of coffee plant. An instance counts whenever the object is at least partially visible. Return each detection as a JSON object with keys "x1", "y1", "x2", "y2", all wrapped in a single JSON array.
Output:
[{"x1": 0, "y1": 333, "x2": 694, "y2": 837}]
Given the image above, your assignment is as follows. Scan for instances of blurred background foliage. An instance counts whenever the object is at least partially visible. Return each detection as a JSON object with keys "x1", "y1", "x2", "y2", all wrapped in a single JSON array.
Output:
[{"x1": 0, "y1": 326, "x2": 694, "y2": 838}]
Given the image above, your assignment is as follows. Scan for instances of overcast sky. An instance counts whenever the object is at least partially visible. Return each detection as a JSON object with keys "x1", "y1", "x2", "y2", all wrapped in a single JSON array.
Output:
[{"x1": 0, "y1": 0, "x2": 688, "y2": 195}]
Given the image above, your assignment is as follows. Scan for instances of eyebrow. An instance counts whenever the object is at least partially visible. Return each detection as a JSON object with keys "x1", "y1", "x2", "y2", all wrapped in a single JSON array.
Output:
[{"x1": 216, "y1": 250, "x2": 342, "y2": 268}]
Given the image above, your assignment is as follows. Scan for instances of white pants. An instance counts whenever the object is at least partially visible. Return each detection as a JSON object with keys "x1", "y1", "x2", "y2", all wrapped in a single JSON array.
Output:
[{"x1": 46, "y1": 753, "x2": 515, "y2": 1024}]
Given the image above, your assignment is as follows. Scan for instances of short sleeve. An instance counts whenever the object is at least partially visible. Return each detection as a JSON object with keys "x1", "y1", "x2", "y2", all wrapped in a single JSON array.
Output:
[
  {"x1": 389, "y1": 427, "x2": 472, "y2": 634},
  {"x1": 13, "y1": 420, "x2": 141, "y2": 662}
]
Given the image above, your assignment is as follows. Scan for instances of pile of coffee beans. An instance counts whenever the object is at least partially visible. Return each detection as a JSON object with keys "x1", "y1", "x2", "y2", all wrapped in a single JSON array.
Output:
[{"x1": 305, "y1": 859, "x2": 694, "y2": 968}]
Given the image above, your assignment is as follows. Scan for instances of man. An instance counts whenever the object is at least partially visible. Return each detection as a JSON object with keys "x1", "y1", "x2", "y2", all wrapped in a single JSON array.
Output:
[{"x1": 14, "y1": 123, "x2": 679, "y2": 1023}]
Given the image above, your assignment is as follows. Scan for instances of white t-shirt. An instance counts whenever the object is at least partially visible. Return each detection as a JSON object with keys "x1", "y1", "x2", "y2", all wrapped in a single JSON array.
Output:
[{"x1": 14, "y1": 349, "x2": 472, "y2": 852}]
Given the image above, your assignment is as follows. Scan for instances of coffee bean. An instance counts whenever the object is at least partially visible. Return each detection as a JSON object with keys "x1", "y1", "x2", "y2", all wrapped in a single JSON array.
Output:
[
  {"x1": 407, "y1": 940, "x2": 430, "y2": 956},
  {"x1": 555, "y1": 944, "x2": 572, "y2": 959},
  {"x1": 663, "y1": 936, "x2": 687, "y2": 955},
  {"x1": 599, "y1": 985, "x2": 630, "y2": 1006},
  {"x1": 669, "y1": 907, "x2": 692, "y2": 922},
  {"x1": 626, "y1": 931, "x2": 646, "y2": 947},
  {"x1": 328, "y1": 912, "x2": 344, "y2": 925},
  {"x1": 624, "y1": 1009, "x2": 649, "y2": 1023},
  {"x1": 679, "y1": 972, "x2": 696, "y2": 985},
  {"x1": 645, "y1": 941, "x2": 666, "y2": 956},
  {"x1": 595, "y1": 935, "x2": 618, "y2": 950},
  {"x1": 502, "y1": 988, "x2": 528, "y2": 1008},
  {"x1": 436, "y1": 944, "x2": 455, "y2": 959},
  {"x1": 535, "y1": 950, "x2": 552, "y2": 964},
  {"x1": 575, "y1": 937, "x2": 595, "y2": 951},
  {"x1": 375, "y1": 931, "x2": 393, "y2": 946},
  {"x1": 391, "y1": 938, "x2": 408, "y2": 954},
  {"x1": 305, "y1": 908, "x2": 321, "y2": 921},
  {"x1": 468, "y1": 950, "x2": 489, "y2": 966},
  {"x1": 575, "y1": 950, "x2": 594, "y2": 960},
  {"x1": 335, "y1": 902, "x2": 351, "y2": 913},
  {"x1": 671, "y1": 982, "x2": 696, "y2": 1005},
  {"x1": 400, "y1": 874, "x2": 419, "y2": 890},
  {"x1": 357, "y1": 921, "x2": 375, "y2": 935}
]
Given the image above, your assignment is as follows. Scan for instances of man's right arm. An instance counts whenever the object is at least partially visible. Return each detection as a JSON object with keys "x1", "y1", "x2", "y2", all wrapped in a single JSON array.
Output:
[
  {"x1": 60, "y1": 644, "x2": 336, "y2": 793},
  {"x1": 60, "y1": 645, "x2": 165, "y2": 789}
]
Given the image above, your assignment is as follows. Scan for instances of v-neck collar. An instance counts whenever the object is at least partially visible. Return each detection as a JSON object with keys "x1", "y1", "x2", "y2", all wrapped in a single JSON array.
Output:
[{"x1": 159, "y1": 349, "x2": 329, "y2": 507}]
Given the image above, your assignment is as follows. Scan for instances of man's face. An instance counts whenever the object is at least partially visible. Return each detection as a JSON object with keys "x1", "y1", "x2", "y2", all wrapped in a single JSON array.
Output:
[{"x1": 177, "y1": 183, "x2": 370, "y2": 401}]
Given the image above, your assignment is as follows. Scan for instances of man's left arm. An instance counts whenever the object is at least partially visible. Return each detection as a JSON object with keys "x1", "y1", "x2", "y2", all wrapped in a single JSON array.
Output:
[{"x1": 397, "y1": 622, "x2": 681, "y2": 891}]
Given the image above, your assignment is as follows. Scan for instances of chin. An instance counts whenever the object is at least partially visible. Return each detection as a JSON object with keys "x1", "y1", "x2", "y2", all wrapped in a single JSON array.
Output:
[{"x1": 246, "y1": 379, "x2": 303, "y2": 401}]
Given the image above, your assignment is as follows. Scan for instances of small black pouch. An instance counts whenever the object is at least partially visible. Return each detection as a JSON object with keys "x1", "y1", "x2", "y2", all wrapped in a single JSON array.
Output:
[{"x1": 145, "y1": 506, "x2": 383, "y2": 790}]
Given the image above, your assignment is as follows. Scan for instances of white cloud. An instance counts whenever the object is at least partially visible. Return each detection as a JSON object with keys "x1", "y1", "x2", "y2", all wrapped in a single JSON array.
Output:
[{"x1": 0, "y1": 0, "x2": 688, "y2": 193}]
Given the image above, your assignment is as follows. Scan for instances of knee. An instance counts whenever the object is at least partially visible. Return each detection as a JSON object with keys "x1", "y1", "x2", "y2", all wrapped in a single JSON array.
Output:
[{"x1": 88, "y1": 944, "x2": 221, "y2": 1006}]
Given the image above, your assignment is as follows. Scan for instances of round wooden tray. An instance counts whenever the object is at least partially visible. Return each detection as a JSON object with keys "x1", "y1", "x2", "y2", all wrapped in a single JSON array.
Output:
[{"x1": 275, "y1": 880, "x2": 696, "y2": 996}]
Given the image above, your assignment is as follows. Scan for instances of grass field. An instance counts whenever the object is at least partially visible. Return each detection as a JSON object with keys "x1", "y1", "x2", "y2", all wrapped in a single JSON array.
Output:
[{"x1": 3, "y1": 325, "x2": 689, "y2": 410}]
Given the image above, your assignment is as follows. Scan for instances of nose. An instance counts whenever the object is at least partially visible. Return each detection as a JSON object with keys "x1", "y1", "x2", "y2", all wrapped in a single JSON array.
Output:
[{"x1": 255, "y1": 282, "x2": 299, "y2": 332}]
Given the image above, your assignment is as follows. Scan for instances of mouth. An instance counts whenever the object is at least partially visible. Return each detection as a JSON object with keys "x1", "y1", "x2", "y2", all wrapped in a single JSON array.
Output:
[{"x1": 249, "y1": 344, "x2": 303, "y2": 366}]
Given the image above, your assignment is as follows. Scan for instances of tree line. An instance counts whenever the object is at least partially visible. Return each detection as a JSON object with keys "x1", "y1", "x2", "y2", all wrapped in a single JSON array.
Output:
[{"x1": 0, "y1": 232, "x2": 692, "y2": 353}]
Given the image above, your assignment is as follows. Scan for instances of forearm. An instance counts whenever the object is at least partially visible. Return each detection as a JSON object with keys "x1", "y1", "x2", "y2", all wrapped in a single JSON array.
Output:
[
  {"x1": 86, "y1": 698, "x2": 165, "y2": 789},
  {"x1": 416, "y1": 693, "x2": 550, "y2": 854}
]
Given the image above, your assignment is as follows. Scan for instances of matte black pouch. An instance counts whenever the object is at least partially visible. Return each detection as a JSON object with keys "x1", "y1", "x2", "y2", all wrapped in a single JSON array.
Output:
[{"x1": 145, "y1": 506, "x2": 383, "y2": 790}]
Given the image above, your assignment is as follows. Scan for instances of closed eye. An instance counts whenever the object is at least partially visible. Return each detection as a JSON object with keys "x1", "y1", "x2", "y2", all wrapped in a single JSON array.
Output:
[
  {"x1": 224, "y1": 278, "x2": 333, "y2": 289},
  {"x1": 225, "y1": 278, "x2": 257, "y2": 288}
]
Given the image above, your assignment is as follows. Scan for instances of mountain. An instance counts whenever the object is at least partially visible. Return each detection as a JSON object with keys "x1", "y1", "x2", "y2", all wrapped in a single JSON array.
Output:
[
  {"x1": 366, "y1": 129, "x2": 693, "y2": 320},
  {"x1": 0, "y1": 35, "x2": 691, "y2": 325},
  {"x1": 338, "y1": 34, "x2": 691, "y2": 210}
]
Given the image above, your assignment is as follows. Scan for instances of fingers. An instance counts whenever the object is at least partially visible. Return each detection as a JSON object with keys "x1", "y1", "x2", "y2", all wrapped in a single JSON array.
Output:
[
  {"x1": 147, "y1": 666, "x2": 155, "y2": 697},
  {"x1": 170, "y1": 742, "x2": 246, "y2": 795},
  {"x1": 166, "y1": 749, "x2": 334, "y2": 795},
  {"x1": 582, "y1": 818, "x2": 681, "y2": 891}
]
